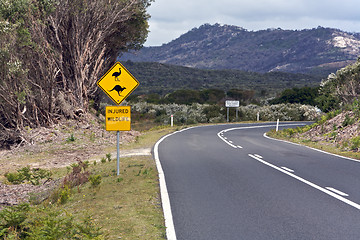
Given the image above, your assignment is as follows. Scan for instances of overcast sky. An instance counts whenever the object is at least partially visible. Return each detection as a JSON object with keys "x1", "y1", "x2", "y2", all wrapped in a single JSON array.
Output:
[{"x1": 145, "y1": 0, "x2": 360, "y2": 46}]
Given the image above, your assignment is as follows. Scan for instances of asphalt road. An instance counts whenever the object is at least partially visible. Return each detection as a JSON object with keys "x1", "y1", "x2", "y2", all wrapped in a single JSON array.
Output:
[{"x1": 157, "y1": 122, "x2": 360, "y2": 240}]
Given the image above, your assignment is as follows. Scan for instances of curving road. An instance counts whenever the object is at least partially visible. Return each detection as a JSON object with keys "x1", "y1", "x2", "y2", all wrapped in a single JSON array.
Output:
[{"x1": 156, "y1": 123, "x2": 360, "y2": 240}]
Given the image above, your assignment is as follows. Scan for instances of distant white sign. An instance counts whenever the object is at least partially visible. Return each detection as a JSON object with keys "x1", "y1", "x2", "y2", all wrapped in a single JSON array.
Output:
[{"x1": 225, "y1": 100, "x2": 240, "y2": 108}]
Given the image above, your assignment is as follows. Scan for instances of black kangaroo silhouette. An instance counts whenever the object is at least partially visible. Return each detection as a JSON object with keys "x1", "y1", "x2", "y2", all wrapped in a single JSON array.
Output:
[
  {"x1": 112, "y1": 68, "x2": 121, "y2": 81},
  {"x1": 109, "y1": 85, "x2": 126, "y2": 96}
]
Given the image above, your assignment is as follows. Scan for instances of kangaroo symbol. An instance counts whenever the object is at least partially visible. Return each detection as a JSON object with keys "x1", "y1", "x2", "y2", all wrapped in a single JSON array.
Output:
[{"x1": 109, "y1": 85, "x2": 126, "y2": 96}]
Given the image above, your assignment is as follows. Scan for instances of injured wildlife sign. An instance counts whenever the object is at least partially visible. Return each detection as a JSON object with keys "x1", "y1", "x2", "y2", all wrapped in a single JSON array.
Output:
[
  {"x1": 97, "y1": 62, "x2": 139, "y2": 105},
  {"x1": 105, "y1": 106, "x2": 131, "y2": 131}
]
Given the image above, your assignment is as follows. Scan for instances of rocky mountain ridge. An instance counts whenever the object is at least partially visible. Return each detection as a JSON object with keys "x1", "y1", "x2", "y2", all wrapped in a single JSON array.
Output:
[{"x1": 121, "y1": 23, "x2": 360, "y2": 75}]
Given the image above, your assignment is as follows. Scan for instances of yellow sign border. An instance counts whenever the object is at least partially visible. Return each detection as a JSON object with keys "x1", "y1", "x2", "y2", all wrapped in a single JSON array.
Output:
[
  {"x1": 105, "y1": 106, "x2": 131, "y2": 131},
  {"x1": 97, "y1": 62, "x2": 139, "y2": 105}
]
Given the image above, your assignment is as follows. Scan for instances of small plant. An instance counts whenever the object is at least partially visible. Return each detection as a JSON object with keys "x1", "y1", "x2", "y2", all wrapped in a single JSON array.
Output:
[
  {"x1": 142, "y1": 168, "x2": 152, "y2": 176},
  {"x1": 0, "y1": 203, "x2": 30, "y2": 237},
  {"x1": 330, "y1": 131, "x2": 337, "y2": 139},
  {"x1": 350, "y1": 136, "x2": 360, "y2": 151},
  {"x1": 352, "y1": 99, "x2": 360, "y2": 117},
  {"x1": 342, "y1": 140, "x2": 350, "y2": 150},
  {"x1": 89, "y1": 175, "x2": 102, "y2": 188},
  {"x1": 84, "y1": 161, "x2": 90, "y2": 168},
  {"x1": 4, "y1": 172, "x2": 25, "y2": 185},
  {"x1": 4, "y1": 167, "x2": 52, "y2": 185},
  {"x1": 66, "y1": 134, "x2": 76, "y2": 143},
  {"x1": 106, "y1": 153, "x2": 112, "y2": 162},
  {"x1": 58, "y1": 185, "x2": 71, "y2": 204},
  {"x1": 89, "y1": 132, "x2": 96, "y2": 142},
  {"x1": 63, "y1": 160, "x2": 90, "y2": 188},
  {"x1": 101, "y1": 157, "x2": 106, "y2": 163},
  {"x1": 342, "y1": 114, "x2": 355, "y2": 127}
]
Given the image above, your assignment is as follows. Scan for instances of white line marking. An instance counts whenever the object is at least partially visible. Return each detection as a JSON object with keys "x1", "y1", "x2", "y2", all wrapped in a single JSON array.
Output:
[
  {"x1": 281, "y1": 166, "x2": 294, "y2": 173},
  {"x1": 154, "y1": 133, "x2": 178, "y2": 240},
  {"x1": 237, "y1": 145, "x2": 243, "y2": 149},
  {"x1": 217, "y1": 132, "x2": 237, "y2": 148},
  {"x1": 326, "y1": 187, "x2": 349, "y2": 197},
  {"x1": 254, "y1": 154, "x2": 263, "y2": 159},
  {"x1": 248, "y1": 154, "x2": 360, "y2": 210},
  {"x1": 217, "y1": 123, "x2": 304, "y2": 149},
  {"x1": 229, "y1": 140, "x2": 233, "y2": 143}
]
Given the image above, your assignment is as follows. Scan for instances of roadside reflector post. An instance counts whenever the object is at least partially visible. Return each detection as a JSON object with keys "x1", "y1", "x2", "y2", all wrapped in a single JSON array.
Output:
[
  {"x1": 171, "y1": 115, "x2": 174, "y2": 127},
  {"x1": 257, "y1": 112, "x2": 260, "y2": 121},
  {"x1": 276, "y1": 119, "x2": 279, "y2": 132}
]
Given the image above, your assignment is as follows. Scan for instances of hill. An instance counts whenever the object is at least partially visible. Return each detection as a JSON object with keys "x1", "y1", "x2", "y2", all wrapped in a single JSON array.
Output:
[
  {"x1": 121, "y1": 61, "x2": 321, "y2": 96},
  {"x1": 120, "y1": 23, "x2": 360, "y2": 75}
]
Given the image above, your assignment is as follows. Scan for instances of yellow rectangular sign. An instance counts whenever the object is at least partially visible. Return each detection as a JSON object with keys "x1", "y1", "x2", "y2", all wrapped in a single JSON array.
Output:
[{"x1": 105, "y1": 106, "x2": 131, "y2": 131}]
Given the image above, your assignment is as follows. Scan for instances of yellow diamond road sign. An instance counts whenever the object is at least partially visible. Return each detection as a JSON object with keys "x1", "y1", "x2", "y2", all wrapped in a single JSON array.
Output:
[{"x1": 97, "y1": 62, "x2": 139, "y2": 105}]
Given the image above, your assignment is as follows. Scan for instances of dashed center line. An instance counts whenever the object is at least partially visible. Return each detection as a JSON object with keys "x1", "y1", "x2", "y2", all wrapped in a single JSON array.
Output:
[
  {"x1": 326, "y1": 187, "x2": 349, "y2": 197},
  {"x1": 248, "y1": 154, "x2": 360, "y2": 210},
  {"x1": 281, "y1": 166, "x2": 294, "y2": 173}
]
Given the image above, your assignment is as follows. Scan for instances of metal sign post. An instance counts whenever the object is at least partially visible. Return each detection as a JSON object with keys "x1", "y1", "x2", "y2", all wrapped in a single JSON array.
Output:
[
  {"x1": 117, "y1": 131, "x2": 120, "y2": 175},
  {"x1": 225, "y1": 100, "x2": 240, "y2": 122},
  {"x1": 105, "y1": 106, "x2": 131, "y2": 176},
  {"x1": 227, "y1": 108, "x2": 230, "y2": 122}
]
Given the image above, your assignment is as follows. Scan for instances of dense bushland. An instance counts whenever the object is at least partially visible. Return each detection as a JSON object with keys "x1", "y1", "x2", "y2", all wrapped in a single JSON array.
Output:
[
  {"x1": 0, "y1": 0, "x2": 152, "y2": 148},
  {"x1": 130, "y1": 102, "x2": 321, "y2": 126}
]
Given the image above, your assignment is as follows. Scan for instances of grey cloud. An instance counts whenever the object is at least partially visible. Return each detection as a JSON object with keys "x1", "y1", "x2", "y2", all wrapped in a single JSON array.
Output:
[{"x1": 145, "y1": 0, "x2": 360, "y2": 46}]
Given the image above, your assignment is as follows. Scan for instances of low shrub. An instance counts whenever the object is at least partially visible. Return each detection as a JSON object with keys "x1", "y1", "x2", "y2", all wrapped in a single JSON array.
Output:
[
  {"x1": 0, "y1": 204, "x2": 103, "y2": 239},
  {"x1": 350, "y1": 136, "x2": 360, "y2": 151},
  {"x1": 89, "y1": 175, "x2": 102, "y2": 188},
  {"x1": 105, "y1": 153, "x2": 112, "y2": 162},
  {"x1": 342, "y1": 114, "x2": 355, "y2": 127},
  {"x1": 63, "y1": 160, "x2": 90, "y2": 188},
  {"x1": 4, "y1": 167, "x2": 52, "y2": 185}
]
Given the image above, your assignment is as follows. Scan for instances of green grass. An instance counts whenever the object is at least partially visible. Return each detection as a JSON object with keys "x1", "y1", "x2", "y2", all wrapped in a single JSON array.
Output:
[
  {"x1": 267, "y1": 129, "x2": 360, "y2": 160},
  {"x1": 61, "y1": 155, "x2": 166, "y2": 239},
  {"x1": 0, "y1": 125, "x2": 178, "y2": 239}
]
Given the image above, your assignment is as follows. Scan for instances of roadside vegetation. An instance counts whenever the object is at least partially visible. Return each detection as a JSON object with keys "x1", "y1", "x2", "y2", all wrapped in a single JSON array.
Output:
[
  {"x1": 0, "y1": 122, "x2": 173, "y2": 239},
  {"x1": 268, "y1": 59, "x2": 360, "y2": 159}
]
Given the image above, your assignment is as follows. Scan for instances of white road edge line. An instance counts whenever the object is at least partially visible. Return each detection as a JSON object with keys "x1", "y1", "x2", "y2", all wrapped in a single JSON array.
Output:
[
  {"x1": 254, "y1": 154, "x2": 263, "y2": 159},
  {"x1": 326, "y1": 187, "x2": 349, "y2": 197},
  {"x1": 154, "y1": 133, "x2": 178, "y2": 240},
  {"x1": 263, "y1": 133, "x2": 360, "y2": 164},
  {"x1": 248, "y1": 154, "x2": 360, "y2": 210},
  {"x1": 281, "y1": 166, "x2": 294, "y2": 173}
]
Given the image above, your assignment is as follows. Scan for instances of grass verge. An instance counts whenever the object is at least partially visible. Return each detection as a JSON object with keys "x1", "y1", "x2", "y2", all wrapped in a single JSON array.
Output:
[
  {"x1": 267, "y1": 129, "x2": 360, "y2": 160},
  {"x1": 1, "y1": 126, "x2": 178, "y2": 239}
]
